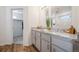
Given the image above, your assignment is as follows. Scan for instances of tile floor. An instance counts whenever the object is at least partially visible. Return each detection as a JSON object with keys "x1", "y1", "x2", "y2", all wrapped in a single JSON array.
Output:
[{"x1": 13, "y1": 36, "x2": 23, "y2": 44}]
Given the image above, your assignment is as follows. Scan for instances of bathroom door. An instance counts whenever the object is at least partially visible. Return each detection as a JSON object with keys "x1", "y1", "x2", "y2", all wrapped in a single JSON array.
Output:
[
  {"x1": 13, "y1": 20, "x2": 23, "y2": 37},
  {"x1": 12, "y1": 9, "x2": 23, "y2": 44}
]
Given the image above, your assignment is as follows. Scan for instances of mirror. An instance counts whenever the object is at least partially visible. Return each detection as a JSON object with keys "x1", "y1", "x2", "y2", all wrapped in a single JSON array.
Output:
[{"x1": 51, "y1": 6, "x2": 72, "y2": 30}]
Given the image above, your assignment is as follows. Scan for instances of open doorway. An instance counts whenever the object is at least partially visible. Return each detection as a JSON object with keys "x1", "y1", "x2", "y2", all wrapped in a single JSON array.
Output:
[{"x1": 11, "y1": 8, "x2": 23, "y2": 45}]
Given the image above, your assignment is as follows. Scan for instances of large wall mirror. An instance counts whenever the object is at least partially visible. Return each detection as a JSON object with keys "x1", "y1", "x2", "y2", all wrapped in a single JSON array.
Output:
[
  {"x1": 40, "y1": 6, "x2": 72, "y2": 30},
  {"x1": 50, "y1": 6, "x2": 72, "y2": 30}
]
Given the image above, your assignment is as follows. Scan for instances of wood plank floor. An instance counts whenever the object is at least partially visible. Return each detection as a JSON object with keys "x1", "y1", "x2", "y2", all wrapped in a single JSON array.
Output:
[{"x1": 0, "y1": 44, "x2": 37, "y2": 52}]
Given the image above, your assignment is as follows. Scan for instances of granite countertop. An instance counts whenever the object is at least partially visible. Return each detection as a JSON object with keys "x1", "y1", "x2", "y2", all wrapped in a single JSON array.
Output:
[{"x1": 32, "y1": 28, "x2": 78, "y2": 40}]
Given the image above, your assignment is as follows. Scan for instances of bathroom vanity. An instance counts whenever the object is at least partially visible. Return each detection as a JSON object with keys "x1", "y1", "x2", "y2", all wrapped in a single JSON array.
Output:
[{"x1": 31, "y1": 28, "x2": 78, "y2": 52}]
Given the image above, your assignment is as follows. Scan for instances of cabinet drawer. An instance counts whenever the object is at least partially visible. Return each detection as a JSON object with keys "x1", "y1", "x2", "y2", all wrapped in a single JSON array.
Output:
[
  {"x1": 52, "y1": 35, "x2": 73, "y2": 52},
  {"x1": 41, "y1": 33, "x2": 50, "y2": 42}
]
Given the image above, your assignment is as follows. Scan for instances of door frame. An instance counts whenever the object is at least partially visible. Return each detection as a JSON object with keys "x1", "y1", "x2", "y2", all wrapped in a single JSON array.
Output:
[{"x1": 11, "y1": 8, "x2": 24, "y2": 44}]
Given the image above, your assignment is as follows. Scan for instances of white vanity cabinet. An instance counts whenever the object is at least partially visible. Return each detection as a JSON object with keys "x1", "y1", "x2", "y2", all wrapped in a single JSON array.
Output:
[
  {"x1": 31, "y1": 30, "x2": 36, "y2": 46},
  {"x1": 35, "y1": 31, "x2": 41, "y2": 51},
  {"x1": 41, "y1": 33, "x2": 51, "y2": 52},
  {"x1": 32, "y1": 29, "x2": 77, "y2": 52}
]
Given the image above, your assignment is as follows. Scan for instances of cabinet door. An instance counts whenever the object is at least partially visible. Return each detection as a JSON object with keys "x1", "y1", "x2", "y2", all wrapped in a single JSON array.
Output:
[
  {"x1": 36, "y1": 32, "x2": 41, "y2": 51},
  {"x1": 41, "y1": 33, "x2": 50, "y2": 42},
  {"x1": 41, "y1": 39, "x2": 50, "y2": 52},
  {"x1": 52, "y1": 35, "x2": 73, "y2": 52},
  {"x1": 52, "y1": 45, "x2": 65, "y2": 52},
  {"x1": 31, "y1": 30, "x2": 36, "y2": 45}
]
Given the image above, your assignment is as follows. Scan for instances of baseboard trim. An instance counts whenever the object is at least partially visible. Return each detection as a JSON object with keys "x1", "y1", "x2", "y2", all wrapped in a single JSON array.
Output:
[{"x1": 0, "y1": 43, "x2": 13, "y2": 46}]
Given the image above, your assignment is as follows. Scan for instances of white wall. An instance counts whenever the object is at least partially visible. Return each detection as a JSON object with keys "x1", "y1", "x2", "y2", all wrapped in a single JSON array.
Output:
[
  {"x1": 0, "y1": 7, "x2": 7, "y2": 45},
  {"x1": 72, "y1": 6, "x2": 79, "y2": 32},
  {"x1": 23, "y1": 6, "x2": 40, "y2": 46},
  {"x1": 39, "y1": 7, "x2": 46, "y2": 27}
]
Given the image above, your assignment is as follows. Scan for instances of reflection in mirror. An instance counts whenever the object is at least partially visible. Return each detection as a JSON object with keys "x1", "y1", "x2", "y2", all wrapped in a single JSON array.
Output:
[{"x1": 51, "y1": 6, "x2": 72, "y2": 31}]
